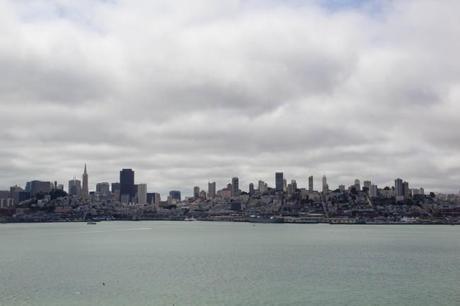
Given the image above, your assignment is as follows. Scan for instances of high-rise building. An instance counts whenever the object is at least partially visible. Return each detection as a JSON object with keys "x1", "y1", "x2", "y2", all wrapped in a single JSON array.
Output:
[
  {"x1": 96, "y1": 182, "x2": 110, "y2": 195},
  {"x1": 322, "y1": 175, "x2": 328, "y2": 193},
  {"x1": 147, "y1": 192, "x2": 161, "y2": 205},
  {"x1": 137, "y1": 183, "x2": 147, "y2": 205},
  {"x1": 370, "y1": 184, "x2": 378, "y2": 198},
  {"x1": 120, "y1": 169, "x2": 135, "y2": 202},
  {"x1": 308, "y1": 176, "x2": 314, "y2": 192},
  {"x1": 339, "y1": 185, "x2": 346, "y2": 192},
  {"x1": 193, "y1": 186, "x2": 200, "y2": 198},
  {"x1": 354, "y1": 179, "x2": 361, "y2": 191},
  {"x1": 395, "y1": 178, "x2": 404, "y2": 197},
  {"x1": 249, "y1": 183, "x2": 255, "y2": 195},
  {"x1": 231, "y1": 177, "x2": 239, "y2": 197},
  {"x1": 111, "y1": 183, "x2": 120, "y2": 193},
  {"x1": 291, "y1": 180, "x2": 297, "y2": 191},
  {"x1": 169, "y1": 190, "x2": 181, "y2": 201},
  {"x1": 258, "y1": 180, "x2": 267, "y2": 193},
  {"x1": 9, "y1": 185, "x2": 30, "y2": 204},
  {"x1": 68, "y1": 179, "x2": 82, "y2": 196},
  {"x1": 275, "y1": 172, "x2": 284, "y2": 192},
  {"x1": 82, "y1": 164, "x2": 89, "y2": 199},
  {"x1": 363, "y1": 180, "x2": 371, "y2": 192},
  {"x1": 208, "y1": 182, "x2": 216, "y2": 199},
  {"x1": 402, "y1": 181, "x2": 410, "y2": 199},
  {"x1": 26, "y1": 180, "x2": 52, "y2": 196}
]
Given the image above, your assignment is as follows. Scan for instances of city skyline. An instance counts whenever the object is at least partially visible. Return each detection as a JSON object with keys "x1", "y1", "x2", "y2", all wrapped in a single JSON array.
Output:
[
  {"x1": 1, "y1": 0, "x2": 460, "y2": 194},
  {"x1": 0, "y1": 163, "x2": 439, "y2": 199}
]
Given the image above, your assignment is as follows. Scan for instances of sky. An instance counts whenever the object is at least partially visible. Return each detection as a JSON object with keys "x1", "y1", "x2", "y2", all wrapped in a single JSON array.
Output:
[{"x1": 1, "y1": 0, "x2": 460, "y2": 196}]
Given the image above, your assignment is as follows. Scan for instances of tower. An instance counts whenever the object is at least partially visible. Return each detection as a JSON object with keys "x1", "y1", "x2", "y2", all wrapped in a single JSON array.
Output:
[
  {"x1": 275, "y1": 172, "x2": 284, "y2": 192},
  {"x1": 82, "y1": 164, "x2": 89, "y2": 199},
  {"x1": 231, "y1": 177, "x2": 240, "y2": 197},
  {"x1": 120, "y1": 169, "x2": 135, "y2": 202},
  {"x1": 208, "y1": 182, "x2": 216, "y2": 199},
  {"x1": 308, "y1": 176, "x2": 314, "y2": 192},
  {"x1": 322, "y1": 175, "x2": 328, "y2": 193}
]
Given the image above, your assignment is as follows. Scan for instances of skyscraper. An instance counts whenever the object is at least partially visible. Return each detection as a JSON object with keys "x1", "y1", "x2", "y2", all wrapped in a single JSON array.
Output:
[
  {"x1": 370, "y1": 184, "x2": 378, "y2": 198},
  {"x1": 354, "y1": 179, "x2": 361, "y2": 191},
  {"x1": 363, "y1": 180, "x2": 371, "y2": 192},
  {"x1": 120, "y1": 169, "x2": 135, "y2": 202},
  {"x1": 308, "y1": 176, "x2": 314, "y2": 192},
  {"x1": 275, "y1": 172, "x2": 284, "y2": 192},
  {"x1": 208, "y1": 182, "x2": 216, "y2": 199},
  {"x1": 258, "y1": 180, "x2": 267, "y2": 193},
  {"x1": 25, "y1": 180, "x2": 52, "y2": 196},
  {"x1": 96, "y1": 182, "x2": 110, "y2": 195},
  {"x1": 193, "y1": 186, "x2": 200, "y2": 198},
  {"x1": 231, "y1": 177, "x2": 239, "y2": 196},
  {"x1": 395, "y1": 178, "x2": 403, "y2": 197},
  {"x1": 402, "y1": 181, "x2": 410, "y2": 199},
  {"x1": 249, "y1": 183, "x2": 255, "y2": 195},
  {"x1": 169, "y1": 190, "x2": 181, "y2": 201},
  {"x1": 82, "y1": 164, "x2": 89, "y2": 199},
  {"x1": 68, "y1": 179, "x2": 82, "y2": 196},
  {"x1": 322, "y1": 175, "x2": 328, "y2": 193},
  {"x1": 137, "y1": 183, "x2": 147, "y2": 205}
]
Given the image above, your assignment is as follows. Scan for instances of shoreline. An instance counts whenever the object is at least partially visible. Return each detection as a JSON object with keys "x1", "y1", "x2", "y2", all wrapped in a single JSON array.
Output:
[{"x1": 1, "y1": 219, "x2": 457, "y2": 226}]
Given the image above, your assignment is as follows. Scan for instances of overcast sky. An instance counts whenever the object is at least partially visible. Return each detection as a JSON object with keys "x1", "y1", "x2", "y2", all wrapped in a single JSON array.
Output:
[{"x1": 1, "y1": 0, "x2": 460, "y2": 196}]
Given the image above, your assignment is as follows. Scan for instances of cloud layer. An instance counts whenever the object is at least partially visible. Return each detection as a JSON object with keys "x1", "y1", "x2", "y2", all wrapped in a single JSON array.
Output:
[{"x1": 1, "y1": 0, "x2": 460, "y2": 196}]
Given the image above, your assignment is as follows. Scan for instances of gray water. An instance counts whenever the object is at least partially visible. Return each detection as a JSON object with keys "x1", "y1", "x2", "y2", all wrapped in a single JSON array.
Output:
[{"x1": 0, "y1": 222, "x2": 458, "y2": 306}]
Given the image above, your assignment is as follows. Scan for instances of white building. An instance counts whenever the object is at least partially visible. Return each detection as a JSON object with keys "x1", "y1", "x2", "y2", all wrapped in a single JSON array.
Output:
[{"x1": 137, "y1": 184, "x2": 147, "y2": 205}]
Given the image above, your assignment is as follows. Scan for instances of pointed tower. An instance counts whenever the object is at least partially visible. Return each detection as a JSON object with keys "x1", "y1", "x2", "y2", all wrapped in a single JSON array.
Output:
[{"x1": 82, "y1": 164, "x2": 89, "y2": 199}]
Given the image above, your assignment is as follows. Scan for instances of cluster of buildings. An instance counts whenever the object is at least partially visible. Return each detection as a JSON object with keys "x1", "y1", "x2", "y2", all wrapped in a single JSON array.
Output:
[{"x1": 0, "y1": 166, "x2": 459, "y2": 224}]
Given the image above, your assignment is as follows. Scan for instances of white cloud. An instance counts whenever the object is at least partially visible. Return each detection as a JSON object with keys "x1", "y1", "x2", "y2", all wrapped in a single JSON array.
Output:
[{"x1": 1, "y1": 0, "x2": 460, "y2": 196}]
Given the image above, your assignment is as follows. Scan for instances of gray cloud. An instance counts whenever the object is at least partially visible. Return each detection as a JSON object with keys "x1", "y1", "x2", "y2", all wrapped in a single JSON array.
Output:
[{"x1": 1, "y1": 0, "x2": 460, "y2": 196}]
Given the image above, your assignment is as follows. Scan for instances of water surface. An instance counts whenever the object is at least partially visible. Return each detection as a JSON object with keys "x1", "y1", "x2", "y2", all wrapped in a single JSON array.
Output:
[{"x1": 0, "y1": 222, "x2": 458, "y2": 305}]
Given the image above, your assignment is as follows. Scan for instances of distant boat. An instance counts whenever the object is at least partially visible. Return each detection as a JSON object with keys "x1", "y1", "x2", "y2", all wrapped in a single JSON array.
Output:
[
  {"x1": 184, "y1": 217, "x2": 197, "y2": 221},
  {"x1": 87, "y1": 221, "x2": 97, "y2": 225}
]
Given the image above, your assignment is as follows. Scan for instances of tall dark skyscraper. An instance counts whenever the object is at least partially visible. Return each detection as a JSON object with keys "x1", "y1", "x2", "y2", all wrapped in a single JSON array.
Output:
[
  {"x1": 275, "y1": 172, "x2": 284, "y2": 192},
  {"x1": 120, "y1": 169, "x2": 135, "y2": 202}
]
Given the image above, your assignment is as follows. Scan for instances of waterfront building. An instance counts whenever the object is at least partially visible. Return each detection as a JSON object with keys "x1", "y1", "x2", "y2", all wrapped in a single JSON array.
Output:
[
  {"x1": 0, "y1": 198, "x2": 14, "y2": 208},
  {"x1": 0, "y1": 190, "x2": 10, "y2": 201},
  {"x1": 231, "y1": 177, "x2": 240, "y2": 197},
  {"x1": 68, "y1": 179, "x2": 82, "y2": 197},
  {"x1": 275, "y1": 172, "x2": 284, "y2": 192},
  {"x1": 120, "y1": 169, "x2": 135, "y2": 202},
  {"x1": 147, "y1": 192, "x2": 161, "y2": 205},
  {"x1": 82, "y1": 164, "x2": 89, "y2": 199},
  {"x1": 208, "y1": 182, "x2": 216, "y2": 199},
  {"x1": 308, "y1": 176, "x2": 314, "y2": 192},
  {"x1": 137, "y1": 183, "x2": 147, "y2": 205}
]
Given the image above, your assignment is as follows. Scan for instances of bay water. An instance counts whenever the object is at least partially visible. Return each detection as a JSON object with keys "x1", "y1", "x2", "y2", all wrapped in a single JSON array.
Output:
[{"x1": 0, "y1": 222, "x2": 458, "y2": 305}]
